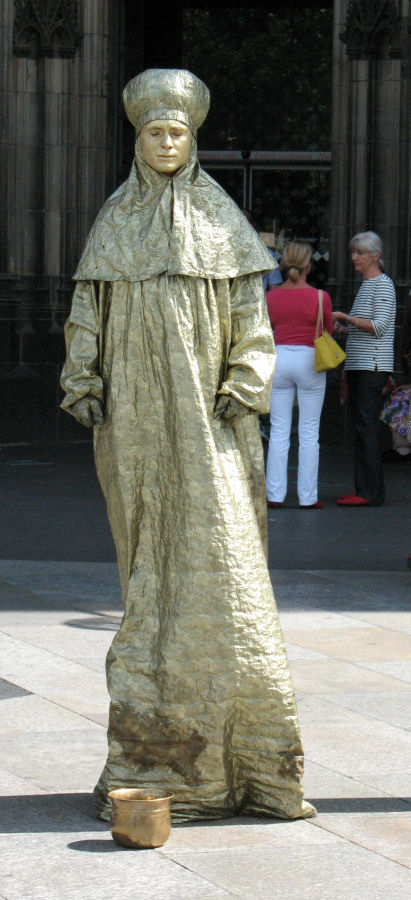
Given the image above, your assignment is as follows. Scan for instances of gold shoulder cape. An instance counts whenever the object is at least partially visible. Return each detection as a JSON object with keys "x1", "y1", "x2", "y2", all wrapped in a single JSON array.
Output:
[{"x1": 73, "y1": 143, "x2": 275, "y2": 282}]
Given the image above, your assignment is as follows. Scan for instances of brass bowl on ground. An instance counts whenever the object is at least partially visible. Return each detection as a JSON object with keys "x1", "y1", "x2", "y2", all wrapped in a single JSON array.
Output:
[{"x1": 108, "y1": 788, "x2": 173, "y2": 849}]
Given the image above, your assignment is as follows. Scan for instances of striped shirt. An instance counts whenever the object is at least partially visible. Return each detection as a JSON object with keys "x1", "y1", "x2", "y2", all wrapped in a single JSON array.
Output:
[{"x1": 345, "y1": 274, "x2": 396, "y2": 372}]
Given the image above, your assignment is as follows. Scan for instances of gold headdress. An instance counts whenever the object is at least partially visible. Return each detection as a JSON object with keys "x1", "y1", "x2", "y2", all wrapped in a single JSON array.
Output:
[
  {"x1": 74, "y1": 68, "x2": 275, "y2": 282},
  {"x1": 123, "y1": 68, "x2": 210, "y2": 136}
]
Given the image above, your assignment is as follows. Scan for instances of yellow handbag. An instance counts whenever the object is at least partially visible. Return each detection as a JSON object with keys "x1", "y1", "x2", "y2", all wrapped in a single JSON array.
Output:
[{"x1": 314, "y1": 290, "x2": 346, "y2": 372}]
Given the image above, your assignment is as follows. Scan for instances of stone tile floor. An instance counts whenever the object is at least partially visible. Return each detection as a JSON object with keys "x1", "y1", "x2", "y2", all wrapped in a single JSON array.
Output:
[{"x1": 0, "y1": 561, "x2": 410, "y2": 898}]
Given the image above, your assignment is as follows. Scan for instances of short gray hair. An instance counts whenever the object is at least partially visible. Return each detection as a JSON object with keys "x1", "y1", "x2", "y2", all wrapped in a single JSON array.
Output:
[{"x1": 349, "y1": 231, "x2": 384, "y2": 271}]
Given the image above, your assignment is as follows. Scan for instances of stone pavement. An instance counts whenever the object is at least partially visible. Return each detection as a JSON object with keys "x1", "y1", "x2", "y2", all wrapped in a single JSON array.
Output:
[{"x1": 0, "y1": 442, "x2": 410, "y2": 898}]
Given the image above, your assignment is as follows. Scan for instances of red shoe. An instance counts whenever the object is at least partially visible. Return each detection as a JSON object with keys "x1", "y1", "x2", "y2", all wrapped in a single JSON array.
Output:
[
  {"x1": 267, "y1": 500, "x2": 283, "y2": 508},
  {"x1": 299, "y1": 501, "x2": 323, "y2": 509},
  {"x1": 337, "y1": 494, "x2": 370, "y2": 506}
]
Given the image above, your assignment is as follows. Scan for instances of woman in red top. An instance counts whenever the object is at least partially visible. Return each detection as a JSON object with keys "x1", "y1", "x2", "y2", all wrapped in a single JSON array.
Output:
[{"x1": 266, "y1": 242, "x2": 333, "y2": 508}]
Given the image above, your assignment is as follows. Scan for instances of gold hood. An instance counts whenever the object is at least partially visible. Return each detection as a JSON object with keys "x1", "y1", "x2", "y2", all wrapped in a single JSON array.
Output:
[{"x1": 73, "y1": 140, "x2": 275, "y2": 282}]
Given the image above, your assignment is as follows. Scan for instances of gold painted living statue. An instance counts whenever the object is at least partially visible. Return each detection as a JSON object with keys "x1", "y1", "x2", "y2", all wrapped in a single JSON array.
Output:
[{"x1": 61, "y1": 68, "x2": 316, "y2": 823}]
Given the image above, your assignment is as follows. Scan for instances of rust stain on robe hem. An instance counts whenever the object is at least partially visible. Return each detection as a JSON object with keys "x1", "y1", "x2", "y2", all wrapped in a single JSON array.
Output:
[{"x1": 109, "y1": 705, "x2": 207, "y2": 785}]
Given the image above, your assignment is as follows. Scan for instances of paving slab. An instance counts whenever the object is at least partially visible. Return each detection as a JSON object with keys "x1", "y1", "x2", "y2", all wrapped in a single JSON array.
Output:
[
  {"x1": 0, "y1": 791, "x2": 105, "y2": 834},
  {"x1": 289, "y1": 657, "x2": 411, "y2": 694},
  {"x1": 273, "y1": 570, "x2": 411, "y2": 610},
  {"x1": 286, "y1": 643, "x2": 327, "y2": 660},
  {"x1": 0, "y1": 579, "x2": 41, "y2": 603},
  {"x1": 0, "y1": 729, "x2": 107, "y2": 793},
  {"x1": 0, "y1": 832, "x2": 231, "y2": 900},
  {"x1": 73, "y1": 657, "x2": 107, "y2": 675},
  {"x1": 0, "y1": 694, "x2": 106, "y2": 734},
  {"x1": 313, "y1": 571, "x2": 411, "y2": 604},
  {"x1": 312, "y1": 811, "x2": 411, "y2": 868},
  {"x1": 299, "y1": 695, "x2": 411, "y2": 776},
  {"x1": 158, "y1": 816, "x2": 339, "y2": 853},
  {"x1": 0, "y1": 632, "x2": 109, "y2": 721},
  {"x1": 165, "y1": 844, "x2": 411, "y2": 899},
  {"x1": 0, "y1": 678, "x2": 32, "y2": 700},
  {"x1": 0, "y1": 623, "x2": 115, "y2": 662},
  {"x1": 284, "y1": 626, "x2": 411, "y2": 663},
  {"x1": 358, "y1": 660, "x2": 411, "y2": 683},
  {"x1": 354, "y1": 772, "x2": 411, "y2": 800},
  {"x1": 318, "y1": 690, "x2": 411, "y2": 730},
  {"x1": 0, "y1": 560, "x2": 121, "y2": 607},
  {"x1": 280, "y1": 609, "x2": 372, "y2": 630},
  {"x1": 343, "y1": 610, "x2": 411, "y2": 636},
  {"x1": 301, "y1": 759, "x2": 402, "y2": 801},
  {"x1": 0, "y1": 766, "x2": 47, "y2": 797},
  {"x1": 0, "y1": 608, "x2": 98, "y2": 627}
]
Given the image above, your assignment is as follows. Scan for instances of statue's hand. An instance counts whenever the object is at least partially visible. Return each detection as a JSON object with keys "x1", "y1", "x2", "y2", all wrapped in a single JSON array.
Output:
[
  {"x1": 214, "y1": 395, "x2": 249, "y2": 422},
  {"x1": 71, "y1": 396, "x2": 104, "y2": 428}
]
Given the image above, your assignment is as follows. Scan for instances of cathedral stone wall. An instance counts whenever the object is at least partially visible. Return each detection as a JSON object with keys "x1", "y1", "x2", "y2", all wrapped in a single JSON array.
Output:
[
  {"x1": 0, "y1": 0, "x2": 114, "y2": 442},
  {"x1": 329, "y1": 0, "x2": 410, "y2": 312}
]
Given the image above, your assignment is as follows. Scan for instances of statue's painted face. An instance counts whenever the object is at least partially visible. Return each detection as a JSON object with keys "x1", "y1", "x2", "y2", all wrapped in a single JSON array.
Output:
[{"x1": 139, "y1": 119, "x2": 192, "y2": 174}]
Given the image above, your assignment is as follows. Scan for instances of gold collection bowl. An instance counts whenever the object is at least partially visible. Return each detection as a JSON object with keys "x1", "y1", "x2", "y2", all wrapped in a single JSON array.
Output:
[{"x1": 108, "y1": 788, "x2": 173, "y2": 849}]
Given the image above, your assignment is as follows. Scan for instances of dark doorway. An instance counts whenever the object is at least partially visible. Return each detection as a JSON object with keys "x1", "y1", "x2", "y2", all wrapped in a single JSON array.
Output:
[{"x1": 114, "y1": 2, "x2": 333, "y2": 267}]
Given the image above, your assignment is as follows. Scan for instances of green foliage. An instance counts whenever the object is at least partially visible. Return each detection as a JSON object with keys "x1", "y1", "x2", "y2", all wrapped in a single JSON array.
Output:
[{"x1": 182, "y1": 7, "x2": 333, "y2": 151}]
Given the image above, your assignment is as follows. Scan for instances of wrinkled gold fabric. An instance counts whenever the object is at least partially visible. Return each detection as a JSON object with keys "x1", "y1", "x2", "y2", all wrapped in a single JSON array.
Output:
[
  {"x1": 60, "y1": 132, "x2": 315, "y2": 824},
  {"x1": 122, "y1": 68, "x2": 210, "y2": 136},
  {"x1": 73, "y1": 141, "x2": 276, "y2": 283}
]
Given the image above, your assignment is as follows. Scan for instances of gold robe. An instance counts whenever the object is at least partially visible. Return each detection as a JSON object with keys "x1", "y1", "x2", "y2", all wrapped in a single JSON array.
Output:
[{"x1": 61, "y1": 147, "x2": 315, "y2": 823}]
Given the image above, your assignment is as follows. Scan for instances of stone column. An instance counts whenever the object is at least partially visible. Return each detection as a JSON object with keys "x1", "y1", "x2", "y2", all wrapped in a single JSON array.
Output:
[
  {"x1": 0, "y1": 0, "x2": 115, "y2": 442},
  {"x1": 329, "y1": 0, "x2": 410, "y2": 307},
  {"x1": 396, "y1": 0, "x2": 411, "y2": 290},
  {"x1": 5, "y1": 5, "x2": 45, "y2": 275},
  {"x1": 6, "y1": 0, "x2": 113, "y2": 279}
]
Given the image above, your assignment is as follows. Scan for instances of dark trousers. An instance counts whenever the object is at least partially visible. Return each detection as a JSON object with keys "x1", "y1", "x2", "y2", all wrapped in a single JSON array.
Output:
[{"x1": 346, "y1": 370, "x2": 388, "y2": 505}]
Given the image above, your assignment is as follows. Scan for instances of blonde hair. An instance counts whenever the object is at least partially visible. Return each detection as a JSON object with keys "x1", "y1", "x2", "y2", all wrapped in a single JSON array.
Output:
[{"x1": 281, "y1": 242, "x2": 312, "y2": 283}]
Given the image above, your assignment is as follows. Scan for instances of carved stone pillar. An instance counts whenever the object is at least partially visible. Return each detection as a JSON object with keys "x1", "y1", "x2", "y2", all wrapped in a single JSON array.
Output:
[
  {"x1": 0, "y1": 0, "x2": 115, "y2": 442},
  {"x1": 329, "y1": 0, "x2": 410, "y2": 310},
  {"x1": 7, "y1": 0, "x2": 113, "y2": 278}
]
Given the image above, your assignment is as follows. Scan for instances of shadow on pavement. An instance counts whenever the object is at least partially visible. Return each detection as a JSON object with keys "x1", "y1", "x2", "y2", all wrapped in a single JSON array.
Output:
[
  {"x1": 0, "y1": 793, "x2": 106, "y2": 833},
  {"x1": 67, "y1": 839, "x2": 122, "y2": 852},
  {"x1": 2, "y1": 793, "x2": 410, "y2": 835},
  {"x1": 312, "y1": 797, "x2": 411, "y2": 813},
  {"x1": 64, "y1": 615, "x2": 123, "y2": 631}
]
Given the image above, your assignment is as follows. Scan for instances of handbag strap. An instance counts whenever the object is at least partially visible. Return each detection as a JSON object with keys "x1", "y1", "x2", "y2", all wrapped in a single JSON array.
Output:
[{"x1": 315, "y1": 289, "x2": 324, "y2": 339}]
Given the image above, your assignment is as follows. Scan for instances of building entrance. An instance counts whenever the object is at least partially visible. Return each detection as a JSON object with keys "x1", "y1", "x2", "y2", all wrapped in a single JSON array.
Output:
[{"x1": 199, "y1": 150, "x2": 331, "y2": 284}]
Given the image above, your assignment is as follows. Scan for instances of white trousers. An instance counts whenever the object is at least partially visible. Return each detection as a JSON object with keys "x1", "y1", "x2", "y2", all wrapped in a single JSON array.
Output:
[{"x1": 266, "y1": 345, "x2": 326, "y2": 505}]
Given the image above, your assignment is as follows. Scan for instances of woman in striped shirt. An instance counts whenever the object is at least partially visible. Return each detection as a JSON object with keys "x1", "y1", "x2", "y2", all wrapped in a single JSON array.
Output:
[{"x1": 333, "y1": 231, "x2": 396, "y2": 506}]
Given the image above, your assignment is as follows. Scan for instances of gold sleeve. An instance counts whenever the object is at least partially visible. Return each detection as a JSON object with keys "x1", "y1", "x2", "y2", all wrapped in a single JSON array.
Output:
[
  {"x1": 60, "y1": 281, "x2": 104, "y2": 414},
  {"x1": 217, "y1": 273, "x2": 276, "y2": 414}
]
